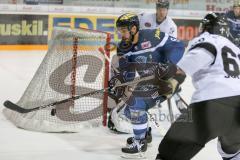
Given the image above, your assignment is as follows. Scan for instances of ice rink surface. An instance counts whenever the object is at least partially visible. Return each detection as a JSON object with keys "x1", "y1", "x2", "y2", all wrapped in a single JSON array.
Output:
[{"x1": 0, "y1": 51, "x2": 222, "y2": 160}]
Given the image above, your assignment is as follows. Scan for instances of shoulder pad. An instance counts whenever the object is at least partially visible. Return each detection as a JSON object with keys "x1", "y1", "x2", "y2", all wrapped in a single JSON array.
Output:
[{"x1": 188, "y1": 33, "x2": 217, "y2": 57}]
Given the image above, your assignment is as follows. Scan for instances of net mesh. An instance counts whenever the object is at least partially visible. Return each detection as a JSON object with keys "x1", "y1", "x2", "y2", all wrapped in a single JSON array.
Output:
[{"x1": 3, "y1": 27, "x2": 110, "y2": 132}]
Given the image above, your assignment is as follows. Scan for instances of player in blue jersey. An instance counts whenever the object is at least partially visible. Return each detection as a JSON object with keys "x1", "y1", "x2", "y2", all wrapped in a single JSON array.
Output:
[
  {"x1": 108, "y1": 13, "x2": 185, "y2": 158},
  {"x1": 226, "y1": 0, "x2": 240, "y2": 47}
]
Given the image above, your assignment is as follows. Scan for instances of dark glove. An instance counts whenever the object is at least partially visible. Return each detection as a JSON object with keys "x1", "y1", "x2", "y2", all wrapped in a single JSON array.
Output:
[
  {"x1": 154, "y1": 63, "x2": 180, "y2": 98},
  {"x1": 108, "y1": 74, "x2": 126, "y2": 103},
  {"x1": 154, "y1": 63, "x2": 177, "y2": 81}
]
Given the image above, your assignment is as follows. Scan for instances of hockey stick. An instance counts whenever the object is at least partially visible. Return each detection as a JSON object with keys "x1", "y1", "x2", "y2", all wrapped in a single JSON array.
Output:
[
  {"x1": 167, "y1": 92, "x2": 189, "y2": 123},
  {"x1": 147, "y1": 111, "x2": 160, "y2": 127},
  {"x1": 176, "y1": 93, "x2": 189, "y2": 107},
  {"x1": 173, "y1": 94, "x2": 186, "y2": 113},
  {"x1": 167, "y1": 99, "x2": 174, "y2": 124},
  {"x1": 4, "y1": 75, "x2": 155, "y2": 114}
]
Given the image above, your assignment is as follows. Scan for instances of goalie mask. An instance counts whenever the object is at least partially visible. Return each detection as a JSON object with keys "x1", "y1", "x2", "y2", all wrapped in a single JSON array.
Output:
[
  {"x1": 199, "y1": 12, "x2": 232, "y2": 39},
  {"x1": 116, "y1": 13, "x2": 139, "y2": 52}
]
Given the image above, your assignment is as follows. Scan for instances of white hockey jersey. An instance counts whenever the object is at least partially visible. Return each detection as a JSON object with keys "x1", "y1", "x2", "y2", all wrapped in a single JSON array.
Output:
[
  {"x1": 138, "y1": 12, "x2": 177, "y2": 38},
  {"x1": 177, "y1": 32, "x2": 240, "y2": 103}
]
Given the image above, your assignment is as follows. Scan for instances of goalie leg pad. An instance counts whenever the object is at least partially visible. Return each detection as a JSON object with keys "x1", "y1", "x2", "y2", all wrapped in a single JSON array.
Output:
[
  {"x1": 109, "y1": 104, "x2": 133, "y2": 134},
  {"x1": 107, "y1": 96, "x2": 152, "y2": 135}
]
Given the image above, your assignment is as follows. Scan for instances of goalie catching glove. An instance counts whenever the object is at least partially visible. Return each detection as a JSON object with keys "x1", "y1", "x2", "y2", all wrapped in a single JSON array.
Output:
[{"x1": 154, "y1": 63, "x2": 186, "y2": 98}]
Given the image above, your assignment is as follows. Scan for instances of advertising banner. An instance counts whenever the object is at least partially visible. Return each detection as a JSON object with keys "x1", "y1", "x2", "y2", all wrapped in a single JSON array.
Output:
[
  {"x1": 63, "y1": 0, "x2": 150, "y2": 8},
  {"x1": 49, "y1": 14, "x2": 200, "y2": 45},
  {"x1": 56, "y1": 0, "x2": 233, "y2": 12},
  {"x1": 0, "y1": 14, "x2": 48, "y2": 45},
  {"x1": 24, "y1": 0, "x2": 63, "y2": 5},
  {"x1": 49, "y1": 15, "x2": 119, "y2": 41},
  {"x1": 175, "y1": 19, "x2": 201, "y2": 45}
]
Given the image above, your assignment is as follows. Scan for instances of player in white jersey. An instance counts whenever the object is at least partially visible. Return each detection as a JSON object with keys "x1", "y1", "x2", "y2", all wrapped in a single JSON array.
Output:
[
  {"x1": 138, "y1": 0, "x2": 177, "y2": 38},
  {"x1": 139, "y1": 0, "x2": 187, "y2": 114},
  {"x1": 155, "y1": 12, "x2": 240, "y2": 160}
]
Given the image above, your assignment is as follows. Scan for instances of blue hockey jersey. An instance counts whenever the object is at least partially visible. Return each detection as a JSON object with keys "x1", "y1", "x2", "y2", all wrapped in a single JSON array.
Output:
[
  {"x1": 226, "y1": 11, "x2": 240, "y2": 46},
  {"x1": 118, "y1": 28, "x2": 184, "y2": 80}
]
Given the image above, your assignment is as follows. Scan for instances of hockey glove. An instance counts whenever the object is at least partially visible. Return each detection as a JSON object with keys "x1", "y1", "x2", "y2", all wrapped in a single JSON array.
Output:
[
  {"x1": 154, "y1": 63, "x2": 186, "y2": 98},
  {"x1": 108, "y1": 74, "x2": 126, "y2": 104},
  {"x1": 154, "y1": 63, "x2": 177, "y2": 81}
]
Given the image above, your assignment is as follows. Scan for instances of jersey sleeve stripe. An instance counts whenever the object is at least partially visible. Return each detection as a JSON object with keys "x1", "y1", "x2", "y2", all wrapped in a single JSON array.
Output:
[{"x1": 189, "y1": 42, "x2": 217, "y2": 64}]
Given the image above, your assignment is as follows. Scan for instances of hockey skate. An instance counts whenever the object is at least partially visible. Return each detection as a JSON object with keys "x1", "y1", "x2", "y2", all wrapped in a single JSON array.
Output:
[
  {"x1": 126, "y1": 127, "x2": 152, "y2": 147},
  {"x1": 121, "y1": 138, "x2": 147, "y2": 159}
]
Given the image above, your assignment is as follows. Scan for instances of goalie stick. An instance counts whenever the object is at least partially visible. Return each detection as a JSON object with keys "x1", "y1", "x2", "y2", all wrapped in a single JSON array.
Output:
[{"x1": 3, "y1": 74, "x2": 155, "y2": 114}]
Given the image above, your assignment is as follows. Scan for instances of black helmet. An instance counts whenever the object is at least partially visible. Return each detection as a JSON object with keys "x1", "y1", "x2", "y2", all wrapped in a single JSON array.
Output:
[
  {"x1": 199, "y1": 12, "x2": 231, "y2": 39},
  {"x1": 156, "y1": 0, "x2": 169, "y2": 9},
  {"x1": 116, "y1": 13, "x2": 140, "y2": 32}
]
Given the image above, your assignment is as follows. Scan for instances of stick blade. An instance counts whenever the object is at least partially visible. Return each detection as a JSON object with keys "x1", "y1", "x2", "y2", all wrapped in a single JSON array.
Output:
[{"x1": 3, "y1": 100, "x2": 29, "y2": 113}]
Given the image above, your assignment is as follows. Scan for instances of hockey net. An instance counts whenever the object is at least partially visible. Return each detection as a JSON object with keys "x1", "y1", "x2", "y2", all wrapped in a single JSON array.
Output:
[{"x1": 3, "y1": 27, "x2": 111, "y2": 132}]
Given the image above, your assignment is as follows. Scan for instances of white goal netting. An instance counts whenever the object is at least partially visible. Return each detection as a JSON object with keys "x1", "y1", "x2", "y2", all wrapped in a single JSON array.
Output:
[{"x1": 3, "y1": 27, "x2": 110, "y2": 132}]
